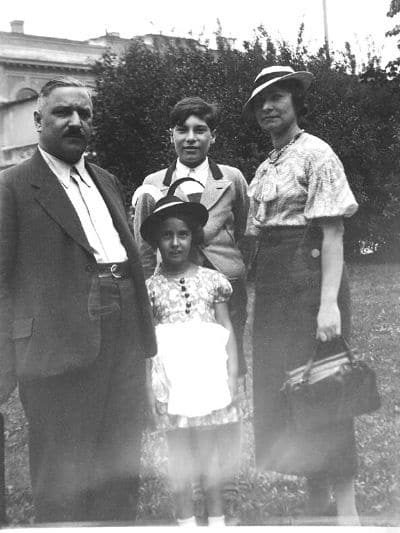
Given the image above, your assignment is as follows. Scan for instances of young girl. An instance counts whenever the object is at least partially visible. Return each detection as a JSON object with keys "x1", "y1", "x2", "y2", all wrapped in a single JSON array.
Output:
[{"x1": 140, "y1": 195, "x2": 240, "y2": 527}]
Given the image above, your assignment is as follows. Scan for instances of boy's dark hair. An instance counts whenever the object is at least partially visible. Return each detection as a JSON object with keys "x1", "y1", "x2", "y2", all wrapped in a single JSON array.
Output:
[
  {"x1": 170, "y1": 97, "x2": 219, "y2": 130},
  {"x1": 148, "y1": 214, "x2": 204, "y2": 248}
]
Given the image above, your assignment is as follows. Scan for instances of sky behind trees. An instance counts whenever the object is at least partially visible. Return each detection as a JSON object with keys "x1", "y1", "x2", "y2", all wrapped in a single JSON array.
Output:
[{"x1": 1, "y1": 0, "x2": 399, "y2": 64}]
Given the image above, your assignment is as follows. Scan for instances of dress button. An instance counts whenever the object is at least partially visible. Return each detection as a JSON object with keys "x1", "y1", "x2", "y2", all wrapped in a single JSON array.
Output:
[{"x1": 86, "y1": 264, "x2": 95, "y2": 273}]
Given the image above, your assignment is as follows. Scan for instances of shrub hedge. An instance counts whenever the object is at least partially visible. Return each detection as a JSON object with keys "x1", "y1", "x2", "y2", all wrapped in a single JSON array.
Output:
[{"x1": 91, "y1": 28, "x2": 400, "y2": 260}]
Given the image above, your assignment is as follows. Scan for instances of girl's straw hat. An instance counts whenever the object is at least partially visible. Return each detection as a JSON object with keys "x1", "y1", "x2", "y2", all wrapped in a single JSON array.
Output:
[
  {"x1": 140, "y1": 195, "x2": 209, "y2": 244},
  {"x1": 243, "y1": 65, "x2": 314, "y2": 116}
]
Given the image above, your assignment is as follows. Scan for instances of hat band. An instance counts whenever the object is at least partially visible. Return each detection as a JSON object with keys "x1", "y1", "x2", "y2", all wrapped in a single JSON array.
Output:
[
  {"x1": 153, "y1": 200, "x2": 183, "y2": 214},
  {"x1": 253, "y1": 70, "x2": 294, "y2": 90}
]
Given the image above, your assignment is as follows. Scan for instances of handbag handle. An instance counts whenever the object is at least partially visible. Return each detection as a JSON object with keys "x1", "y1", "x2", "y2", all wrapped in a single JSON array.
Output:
[
  {"x1": 167, "y1": 177, "x2": 205, "y2": 197},
  {"x1": 301, "y1": 336, "x2": 354, "y2": 383}
]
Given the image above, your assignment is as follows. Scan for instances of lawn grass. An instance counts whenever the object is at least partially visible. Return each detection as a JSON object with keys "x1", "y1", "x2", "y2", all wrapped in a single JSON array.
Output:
[{"x1": 3, "y1": 262, "x2": 400, "y2": 525}]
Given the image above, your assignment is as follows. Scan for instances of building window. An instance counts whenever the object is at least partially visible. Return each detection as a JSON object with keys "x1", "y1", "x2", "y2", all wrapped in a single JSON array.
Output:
[{"x1": 16, "y1": 88, "x2": 38, "y2": 100}]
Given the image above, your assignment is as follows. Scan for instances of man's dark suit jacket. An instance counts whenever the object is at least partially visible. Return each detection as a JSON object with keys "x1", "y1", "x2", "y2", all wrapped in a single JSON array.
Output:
[{"x1": 0, "y1": 150, "x2": 157, "y2": 386}]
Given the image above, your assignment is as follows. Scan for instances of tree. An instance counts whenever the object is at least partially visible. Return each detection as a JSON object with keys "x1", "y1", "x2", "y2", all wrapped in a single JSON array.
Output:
[
  {"x1": 386, "y1": 0, "x2": 400, "y2": 37},
  {"x1": 92, "y1": 29, "x2": 400, "y2": 260}
]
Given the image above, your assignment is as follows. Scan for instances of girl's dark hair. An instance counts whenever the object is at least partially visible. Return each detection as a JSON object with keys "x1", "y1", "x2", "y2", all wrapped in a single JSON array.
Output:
[
  {"x1": 170, "y1": 97, "x2": 219, "y2": 130},
  {"x1": 149, "y1": 214, "x2": 204, "y2": 248}
]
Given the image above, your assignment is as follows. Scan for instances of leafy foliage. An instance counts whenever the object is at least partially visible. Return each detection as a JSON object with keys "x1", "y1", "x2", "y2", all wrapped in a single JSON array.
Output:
[
  {"x1": 91, "y1": 30, "x2": 400, "y2": 259},
  {"x1": 386, "y1": 0, "x2": 400, "y2": 42},
  {"x1": 387, "y1": 0, "x2": 400, "y2": 17}
]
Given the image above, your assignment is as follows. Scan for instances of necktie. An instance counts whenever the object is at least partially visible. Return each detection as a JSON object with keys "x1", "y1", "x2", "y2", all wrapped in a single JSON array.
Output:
[
  {"x1": 69, "y1": 167, "x2": 127, "y2": 263},
  {"x1": 70, "y1": 166, "x2": 108, "y2": 258}
]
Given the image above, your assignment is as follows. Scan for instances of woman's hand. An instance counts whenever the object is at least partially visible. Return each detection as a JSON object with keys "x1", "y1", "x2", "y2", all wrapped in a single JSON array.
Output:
[
  {"x1": 318, "y1": 217, "x2": 344, "y2": 342},
  {"x1": 316, "y1": 301, "x2": 341, "y2": 342}
]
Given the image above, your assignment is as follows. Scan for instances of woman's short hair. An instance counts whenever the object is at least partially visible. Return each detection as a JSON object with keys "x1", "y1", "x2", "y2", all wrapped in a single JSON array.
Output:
[
  {"x1": 149, "y1": 214, "x2": 204, "y2": 248},
  {"x1": 274, "y1": 79, "x2": 308, "y2": 120},
  {"x1": 170, "y1": 97, "x2": 219, "y2": 130},
  {"x1": 251, "y1": 78, "x2": 308, "y2": 122}
]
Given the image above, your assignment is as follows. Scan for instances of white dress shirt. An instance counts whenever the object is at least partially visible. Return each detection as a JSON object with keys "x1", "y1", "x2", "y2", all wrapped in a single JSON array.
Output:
[
  {"x1": 39, "y1": 147, "x2": 128, "y2": 263},
  {"x1": 174, "y1": 158, "x2": 209, "y2": 195}
]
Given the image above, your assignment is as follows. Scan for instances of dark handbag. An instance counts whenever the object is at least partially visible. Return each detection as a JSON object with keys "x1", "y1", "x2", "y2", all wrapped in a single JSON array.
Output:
[{"x1": 280, "y1": 338, "x2": 381, "y2": 431}]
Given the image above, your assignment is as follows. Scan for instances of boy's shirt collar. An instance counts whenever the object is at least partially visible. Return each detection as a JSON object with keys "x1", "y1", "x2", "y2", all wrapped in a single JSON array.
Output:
[{"x1": 175, "y1": 157, "x2": 209, "y2": 186}]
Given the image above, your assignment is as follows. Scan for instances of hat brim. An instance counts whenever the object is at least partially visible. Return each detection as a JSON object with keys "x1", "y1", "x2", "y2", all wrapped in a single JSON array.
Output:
[
  {"x1": 140, "y1": 201, "x2": 209, "y2": 244},
  {"x1": 242, "y1": 71, "x2": 314, "y2": 118}
]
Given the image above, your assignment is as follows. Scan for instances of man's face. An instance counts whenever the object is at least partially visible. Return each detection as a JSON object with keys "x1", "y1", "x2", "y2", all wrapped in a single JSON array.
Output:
[
  {"x1": 171, "y1": 114, "x2": 216, "y2": 168},
  {"x1": 34, "y1": 86, "x2": 93, "y2": 164}
]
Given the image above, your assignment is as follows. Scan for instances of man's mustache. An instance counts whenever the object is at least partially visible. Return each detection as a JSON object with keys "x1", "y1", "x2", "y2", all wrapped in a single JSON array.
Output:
[{"x1": 64, "y1": 127, "x2": 86, "y2": 138}]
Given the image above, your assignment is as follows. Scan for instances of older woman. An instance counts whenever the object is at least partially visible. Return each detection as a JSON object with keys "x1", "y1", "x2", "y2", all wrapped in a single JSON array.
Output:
[{"x1": 243, "y1": 66, "x2": 360, "y2": 524}]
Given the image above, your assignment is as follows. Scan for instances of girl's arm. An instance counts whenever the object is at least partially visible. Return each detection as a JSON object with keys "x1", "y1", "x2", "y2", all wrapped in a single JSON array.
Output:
[
  {"x1": 215, "y1": 301, "x2": 239, "y2": 398},
  {"x1": 317, "y1": 216, "x2": 344, "y2": 342}
]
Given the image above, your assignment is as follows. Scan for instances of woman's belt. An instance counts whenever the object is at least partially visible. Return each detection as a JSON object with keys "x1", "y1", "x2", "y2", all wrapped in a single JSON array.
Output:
[{"x1": 258, "y1": 225, "x2": 307, "y2": 245}]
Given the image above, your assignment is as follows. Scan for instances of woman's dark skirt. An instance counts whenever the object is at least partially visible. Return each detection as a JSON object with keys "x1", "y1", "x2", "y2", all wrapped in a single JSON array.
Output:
[{"x1": 252, "y1": 225, "x2": 357, "y2": 479}]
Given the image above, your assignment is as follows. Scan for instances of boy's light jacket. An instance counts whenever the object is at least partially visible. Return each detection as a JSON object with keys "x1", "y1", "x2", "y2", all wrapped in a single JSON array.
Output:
[{"x1": 133, "y1": 158, "x2": 249, "y2": 280}]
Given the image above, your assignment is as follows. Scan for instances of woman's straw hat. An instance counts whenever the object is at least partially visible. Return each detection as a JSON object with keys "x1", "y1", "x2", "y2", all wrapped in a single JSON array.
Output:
[{"x1": 243, "y1": 65, "x2": 314, "y2": 115}]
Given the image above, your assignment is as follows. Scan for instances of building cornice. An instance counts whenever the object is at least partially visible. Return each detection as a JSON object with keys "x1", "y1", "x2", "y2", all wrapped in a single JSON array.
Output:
[
  {"x1": 0, "y1": 58, "x2": 94, "y2": 71},
  {"x1": 0, "y1": 30, "x2": 108, "y2": 50}
]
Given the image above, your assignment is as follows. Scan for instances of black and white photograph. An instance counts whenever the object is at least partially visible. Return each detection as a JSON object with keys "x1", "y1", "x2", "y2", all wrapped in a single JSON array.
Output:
[{"x1": 0, "y1": 0, "x2": 399, "y2": 527}]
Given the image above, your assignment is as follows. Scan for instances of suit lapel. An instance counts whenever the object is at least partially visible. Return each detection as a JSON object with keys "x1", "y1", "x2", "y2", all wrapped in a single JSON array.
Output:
[
  {"x1": 163, "y1": 158, "x2": 229, "y2": 206},
  {"x1": 29, "y1": 151, "x2": 133, "y2": 258},
  {"x1": 30, "y1": 151, "x2": 93, "y2": 254},
  {"x1": 201, "y1": 168, "x2": 231, "y2": 210},
  {"x1": 162, "y1": 160, "x2": 177, "y2": 187}
]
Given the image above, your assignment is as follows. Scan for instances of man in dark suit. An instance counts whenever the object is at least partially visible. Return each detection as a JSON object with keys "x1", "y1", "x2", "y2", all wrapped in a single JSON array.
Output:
[{"x1": 0, "y1": 77, "x2": 157, "y2": 523}]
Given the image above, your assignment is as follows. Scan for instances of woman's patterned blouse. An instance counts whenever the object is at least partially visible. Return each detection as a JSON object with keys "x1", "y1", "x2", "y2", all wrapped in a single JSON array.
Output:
[{"x1": 246, "y1": 132, "x2": 358, "y2": 233}]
